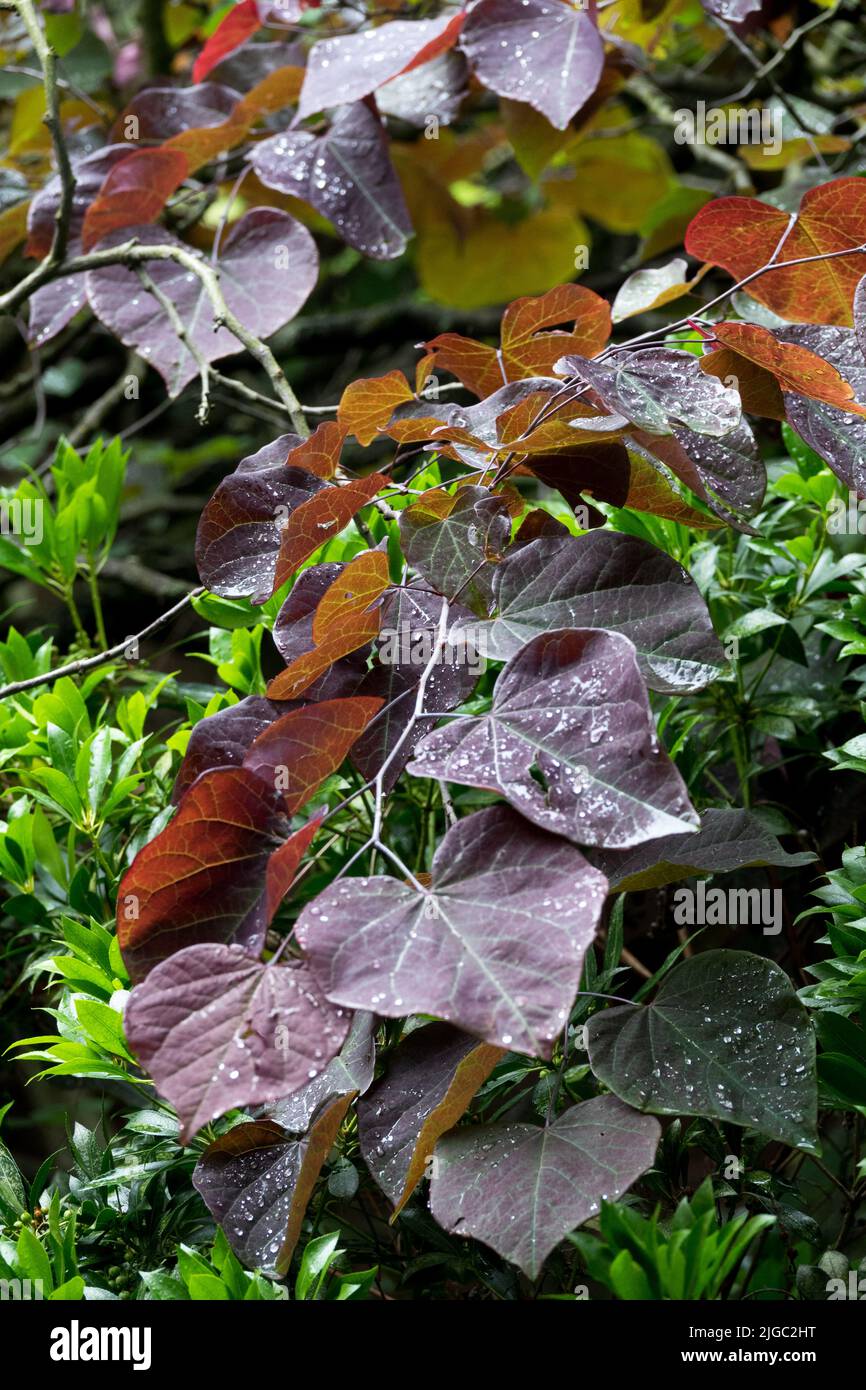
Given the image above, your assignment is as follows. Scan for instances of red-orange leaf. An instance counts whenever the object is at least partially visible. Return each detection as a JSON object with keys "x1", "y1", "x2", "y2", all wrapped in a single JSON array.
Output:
[
  {"x1": 401, "y1": 9, "x2": 466, "y2": 73},
  {"x1": 685, "y1": 179, "x2": 866, "y2": 325},
  {"x1": 264, "y1": 815, "x2": 323, "y2": 920},
  {"x1": 164, "y1": 120, "x2": 245, "y2": 171},
  {"x1": 501, "y1": 285, "x2": 612, "y2": 375},
  {"x1": 338, "y1": 371, "x2": 415, "y2": 445},
  {"x1": 699, "y1": 346, "x2": 785, "y2": 421},
  {"x1": 243, "y1": 696, "x2": 384, "y2": 812},
  {"x1": 426, "y1": 285, "x2": 612, "y2": 397},
  {"x1": 273, "y1": 472, "x2": 388, "y2": 589},
  {"x1": 284, "y1": 421, "x2": 346, "y2": 479},
  {"x1": 268, "y1": 551, "x2": 390, "y2": 700},
  {"x1": 422, "y1": 334, "x2": 502, "y2": 400},
  {"x1": 81, "y1": 148, "x2": 189, "y2": 250},
  {"x1": 193, "y1": 0, "x2": 262, "y2": 83},
  {"x1": 233, "y1": 63, "x2": 306, "y2": 123},
  {"x1": 117, "y1": 767, "x2": 317, "y2": 981},
  {"x1": 710, "y1": 321, "x2": 866, "y2": 416}
]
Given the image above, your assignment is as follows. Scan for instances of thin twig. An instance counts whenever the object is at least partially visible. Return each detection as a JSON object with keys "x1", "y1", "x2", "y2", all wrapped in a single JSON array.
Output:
[
  {"x1": 0, "y1": 237, "x2": 310, "y2": 436},
  {"x1": 11, "y1": 0, "x2": 75, "y2": 266},
  {"x1": 720, "y1": 3, "x2": 841, "y2": 104},
  {"x1": 0, "y1": 587, "x2": 203, "y2": 698},
  {"x1": 135, "y1": 266, "x2": 211, "y2": 424}
]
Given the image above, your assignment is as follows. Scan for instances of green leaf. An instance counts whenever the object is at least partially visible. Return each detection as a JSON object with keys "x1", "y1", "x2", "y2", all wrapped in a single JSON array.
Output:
[
  {"x1": 723, "y1": 608, "x2": 787, "y2": 641},
  {"x1": 0, "y1": 1136, "x2": 26, "y2": 1222},
  {"x1": 49, "y1": 1276, "x2": 85, "y2": 1300},
  {"x1": 82, "y1": 727, "x2": 113, "y2": 815},
  {"x1": 608, "y1": 1248, "x2": 655, "y2": 1300},
  {"x1": 140, "y1": 1270, "x2": 190, "y2": 1300},
  {"x1": 16, "y1": 1227, "x2": 52, "y2": 1292},
  {"x1": 187, "y1": 1273, "x2": 231, "y2": 1300},
  {"x1": 295, "y1": 1232, "x2": 342, "y2": 1301},
  {"x1": 818, "y1": 1053, "x2": 866, "y2": 1106},
  {"x1": 587, "y1": 950, "x2": 819, "y2": 1150},
  {"x1": 26, "y1": 768, "x2": 82, "y2": 821}
]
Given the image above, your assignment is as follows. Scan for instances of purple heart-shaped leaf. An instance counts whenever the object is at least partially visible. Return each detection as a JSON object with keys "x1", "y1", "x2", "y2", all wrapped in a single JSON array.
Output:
[
  {"x1": 253, "y1": 102, "x2": 411, "y2": 260},
  {"x1": 296, "y1": 803, "x2": 607, "y2": 1056},
  {"x1": 125, "y1": 942, "x2": 350, "y2": 1138},
  {"x1": 86, "y1": 208, "x2": 318, "y2": 395}
]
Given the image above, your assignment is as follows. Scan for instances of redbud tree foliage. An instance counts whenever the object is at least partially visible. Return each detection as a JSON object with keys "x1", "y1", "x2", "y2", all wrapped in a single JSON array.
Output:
[{"x1": 1, "y1": 0, "x2": 866, "y2": 1301}]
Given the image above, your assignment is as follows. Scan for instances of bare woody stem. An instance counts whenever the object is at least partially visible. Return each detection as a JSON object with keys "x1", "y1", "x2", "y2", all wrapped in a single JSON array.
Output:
[
  {"x1": 9, "y1": 0, "x2": 75, "y2": 266},
  {"x1": 0, "y1": 587, "x2": 204, "y2": 699}
]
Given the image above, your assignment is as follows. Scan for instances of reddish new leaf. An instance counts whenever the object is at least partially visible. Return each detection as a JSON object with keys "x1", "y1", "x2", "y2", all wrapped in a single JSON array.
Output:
[
  {"x1": 26, "y1": 144, "x2": 130, "y2": 259},
  {"x1": 173, "y1": 694, "x2": 298, "y2": 802},
  {"x1": 426, "y1": 285, "x2": 611, "y2": 399},
  {"x1": 242, "y1": 696, "x2": 384, "y2": 811},
  {"x1": 268, "y1": 550, "x2": 391, "y2": 700},
  {"x1": 272, "y1": 472, "x2": 388, "y2": 590},
  {"x1": 699, "y1": 346, "x2": 786, "y2": 421},
  {"x1": 193, "y1": 0, "x2": 262, "y2": 83},
  {"x1": 710, "y1": 321, "x2": 866, "y2": 416},
  {"x1": 338, "y1": 370, "x2": 415, "y2": 445},
  {"x1": 270, "y1": 561, "x2": 371, "y2": 701},
  {"x1": 125, "y1": 943, "x2": 350, "y2": 1138},
  {"x1": 284, "y1": 421, "x2": 346, "y2": 479},
  {"x1": 27, "y1": 145, "x2": 131, "y2": 344},
  {"x1": 81, "y1": 148, "x2": 189, "y2": 251},
  {"x1": 161, "y1": 66, "x2": 306, "y2": 173},
  {"x1": 685, "y1": 179, "x2": 866, "y2": 325},
  {"x1": 116, "y1": 767, "x2": 316, "y2": 981},
  {"x1": 264, "y1": 815, "x2": 324, "y2": 921}
]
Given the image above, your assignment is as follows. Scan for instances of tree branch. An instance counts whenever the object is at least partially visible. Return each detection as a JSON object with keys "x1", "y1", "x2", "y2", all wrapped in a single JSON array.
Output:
[
  {"x1": 0, "y1": 237, "x2": 311, "y2": 438},
  {"x1": 10, "y1": 0, "x2": 75, "y2": 266},
  {"x1": 0, "y1": 586, "x2": 203, "y2": 699}
]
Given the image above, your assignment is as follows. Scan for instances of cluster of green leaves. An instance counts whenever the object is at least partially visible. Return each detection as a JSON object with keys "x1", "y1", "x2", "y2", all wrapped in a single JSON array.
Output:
[
  {"x1": 631, "y1": 437, "x2": 866, "y2": 814},
  {"x1": 0, "y1": 440, "x2": 125, "y2": 649},
  {"x1": 571, "y1": 1179, "x2": 775, "y2": 1302},
  {"x1": 799, "y1": 849, "x2": 866, "y2": 1114}
]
